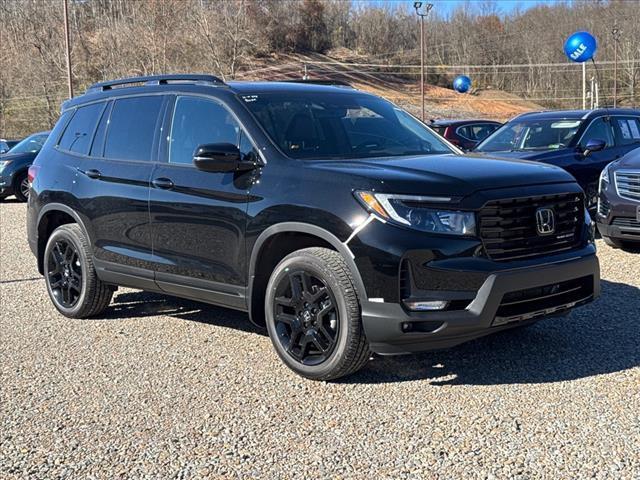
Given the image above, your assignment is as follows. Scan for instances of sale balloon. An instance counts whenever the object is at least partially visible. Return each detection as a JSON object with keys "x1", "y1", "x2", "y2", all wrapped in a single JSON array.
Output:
[
  {"x1": 453, "y1": 75, "x2": 472, "y2": 94},
  {"x1": 564, "y1": 31, "x2": 597, "y2": 63}
]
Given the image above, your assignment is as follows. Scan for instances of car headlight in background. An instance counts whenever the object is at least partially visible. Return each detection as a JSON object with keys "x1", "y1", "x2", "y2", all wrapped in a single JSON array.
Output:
[
  {"x1": 355, "y1": 191, "x2": 476, "y2": 236},
  {"x1": 598, "y1": 164, "x2": 610, "y2": 193},
  {"x1": 0, "y1": 160, "x2": 12, "y2": 172}
]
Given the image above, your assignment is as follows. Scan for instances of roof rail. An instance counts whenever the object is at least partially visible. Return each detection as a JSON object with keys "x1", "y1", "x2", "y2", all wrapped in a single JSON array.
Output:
[
  {"x1": 86, "y1": 74, "x2": 225, "y2": 93},
  {"x1": 282, "y1": 79, "x2": 353, "y2": 88}
]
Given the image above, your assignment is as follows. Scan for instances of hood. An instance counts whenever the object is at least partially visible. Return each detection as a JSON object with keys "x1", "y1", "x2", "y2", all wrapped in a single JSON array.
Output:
[
  {"x1": 309, "y1": 153, "x2": 575, "y2": 197},
  {"x1": 617, "y1": 148, "x2": 640, "y2": 169},
  {"x1": 0, "y1": 151, "x2": 37, "y2": 162}
]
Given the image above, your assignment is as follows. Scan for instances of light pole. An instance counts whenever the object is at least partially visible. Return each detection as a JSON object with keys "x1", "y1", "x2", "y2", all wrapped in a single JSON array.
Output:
[
  {"x1": 63, "y1": 0, "x2": 73, "y2": 98},
  {"x1": 612, "y1": 22, "x2": 621, "y2": 108},
  {"x1": 414, "y1": 2, "x2": 433, "y2": 121}
]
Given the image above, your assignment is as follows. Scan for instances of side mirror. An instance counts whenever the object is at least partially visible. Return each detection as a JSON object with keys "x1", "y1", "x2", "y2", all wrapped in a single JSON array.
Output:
[
  {"x1": 193, "y1": 143, "x2": 255, "y2": 173},
  {"x1": 582, "y1": 138, "x2": 606, "y2": 157}
]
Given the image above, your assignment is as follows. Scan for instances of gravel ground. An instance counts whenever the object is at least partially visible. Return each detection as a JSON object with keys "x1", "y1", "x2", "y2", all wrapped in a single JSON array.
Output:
[{"x1": 1, "y1": 200, "x2": 639, "y2": 479}]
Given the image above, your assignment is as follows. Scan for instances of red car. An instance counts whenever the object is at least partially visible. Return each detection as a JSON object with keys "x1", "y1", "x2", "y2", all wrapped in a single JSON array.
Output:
[{"x1": 430, "y1": 119, "x2": 502, "y2": 151}]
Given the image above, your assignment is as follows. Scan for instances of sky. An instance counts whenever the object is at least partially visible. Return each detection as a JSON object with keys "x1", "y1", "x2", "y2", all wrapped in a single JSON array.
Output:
[{"x1": 361, "y1": 0, "x2": 564, "y2": 17}]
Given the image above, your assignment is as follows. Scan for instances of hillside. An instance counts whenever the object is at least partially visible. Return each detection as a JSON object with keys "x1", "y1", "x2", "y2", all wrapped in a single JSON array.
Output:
[{"x1": 237, "y1": 51, "x2": 543, "y2": 122}]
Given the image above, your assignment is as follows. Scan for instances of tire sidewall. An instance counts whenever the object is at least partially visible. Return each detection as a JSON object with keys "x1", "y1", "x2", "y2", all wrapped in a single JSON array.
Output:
[
  {"x1": 44, "y1": 226, "x2": 90, "y2": 317},
  {"x1": 13, "y1": 171, "x2": 29, "y2": 202},
  {"x1": 265, "y1": 252, "x2": 355, "y2": 379}
]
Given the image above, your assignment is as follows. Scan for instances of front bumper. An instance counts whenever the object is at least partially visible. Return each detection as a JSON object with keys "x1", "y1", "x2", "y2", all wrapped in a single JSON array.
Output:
[{"x1": 361, "y1": 253, "x2": 599, "y2": 354}]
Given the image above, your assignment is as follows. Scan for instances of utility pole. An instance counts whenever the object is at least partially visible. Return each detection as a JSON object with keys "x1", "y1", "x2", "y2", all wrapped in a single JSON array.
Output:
[
  {"x1": 414, "y1": 2, "x2": 433, "y2": 121},
  {"x1": 612, "y1": 22, "x2": 621, "y2": 108},
  {"x1": 63, "y1": 0, "x2": 73, "y2": 98}
]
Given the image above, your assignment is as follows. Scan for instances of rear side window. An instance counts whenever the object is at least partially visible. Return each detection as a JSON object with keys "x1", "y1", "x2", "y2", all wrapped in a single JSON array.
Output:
[
  {"x1": 58, "y1": 102, "x2": 105, "y2": 155},
  {"x1": 169, "y1": 96, "x2": 240, "y2": 165},
  {"x1": 104, "y1": 96, "x2": 164, "y2": 161},
  {"x1": 613, "y1": 117, "x2": 640, "y2": 146}
]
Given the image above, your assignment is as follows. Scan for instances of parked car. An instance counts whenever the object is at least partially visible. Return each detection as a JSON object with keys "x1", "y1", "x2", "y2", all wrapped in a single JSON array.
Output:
[
  {"x1": 0, "y1": 131, "x2": 49, "y2": 201},
  {"x1": 474, "y1": 109, "x2": 640, "y2": 211},
  {"x1": 0, "y1": 138, "x2": 19, "y2": 154},
  {"x1": 27, "y1": 75, "x2": 599, "y2": 380},
  {"x1": 430, "y1": 119, "x2": 501, "y2": 150},
  {"x1": 596, "y1": 147, "x2": 640, "y2": 251}
]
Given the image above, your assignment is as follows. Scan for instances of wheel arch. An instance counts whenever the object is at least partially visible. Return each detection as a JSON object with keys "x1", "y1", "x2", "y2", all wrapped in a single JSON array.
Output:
[
  {"x1": 247, "y1": 222, "x2": 368, "y2": 327},
  {"x1": 36, "y1": 203, "x2": 91, "y2": 274}
]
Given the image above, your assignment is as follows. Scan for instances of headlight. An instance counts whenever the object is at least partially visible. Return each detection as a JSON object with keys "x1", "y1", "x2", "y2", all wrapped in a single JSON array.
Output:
[
  {"x1": 355, "y1": 191, "x2": 476, "y2": 236},
  {"x1": 599, "y1": 165, "x2": 610, "y2": 192},
  {"x1": 0, "y1": 160, "x2": 12, "y2": 171}
]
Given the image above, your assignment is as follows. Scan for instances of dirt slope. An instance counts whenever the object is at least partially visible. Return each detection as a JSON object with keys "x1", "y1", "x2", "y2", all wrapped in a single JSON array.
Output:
[{"x1": 238, "y1": 51, "x2": 542, "y2": 122}]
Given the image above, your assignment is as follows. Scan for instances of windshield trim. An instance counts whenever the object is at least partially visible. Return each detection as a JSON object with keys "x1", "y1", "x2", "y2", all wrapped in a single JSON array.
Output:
[{"x1": 236, "y1": 91, "x2": 461, "y2": 161}]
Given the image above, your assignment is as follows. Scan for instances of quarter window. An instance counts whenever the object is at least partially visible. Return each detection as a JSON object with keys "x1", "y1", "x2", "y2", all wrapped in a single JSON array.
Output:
[
  {"x1": 104, "y1": 96, "x2": 164, "y2": 161},
  {"x1": 58, "y1": 102, "x2": 105, "y2": 155},
  {"x1": 169, "y1": 96, "x2": 241, "y2": 165},
  {"x1": 612, "y1": 117, "x2": 640, "y2": 146}
]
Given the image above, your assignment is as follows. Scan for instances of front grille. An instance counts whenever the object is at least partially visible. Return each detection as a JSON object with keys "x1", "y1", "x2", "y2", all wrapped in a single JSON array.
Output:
[
  {"x1": 479, "y1": 193, "x2": 584, "y2": 261},
  {"x1": 615, "y1": 171, "x2": 640, "y2": 201},
  {"x1": 494, "y1": 275, "x2": 593, "y2": 325}
]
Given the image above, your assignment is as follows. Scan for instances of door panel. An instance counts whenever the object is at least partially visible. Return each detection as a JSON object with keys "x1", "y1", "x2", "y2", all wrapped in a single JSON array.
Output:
[
  {"x1": 149, "y1": 95, "x2": 255, "y2": 305},
  {"x1": 75, "y1": 95, "x2": 165, "y2": 273},
  {"x1": 570, "y1": 117, "x2": 617, "y2": 205}
]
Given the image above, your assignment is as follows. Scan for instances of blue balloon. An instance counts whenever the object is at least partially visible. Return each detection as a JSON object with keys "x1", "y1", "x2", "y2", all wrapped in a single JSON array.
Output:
[
  {"x1": 453, "y1": 75, "x2": 472, "y2": 94},
  {"x1": 564, "y1": 31, "x2": 597, "y2": 63}
]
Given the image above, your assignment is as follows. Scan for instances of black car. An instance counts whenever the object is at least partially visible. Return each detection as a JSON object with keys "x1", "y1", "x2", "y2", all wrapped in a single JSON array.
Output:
[
  {"x1": 0, "y1": 131, "x2": 49, "y2": 201},
  {"x1": 27, "y1": 75, "x2": 599, "y2": 380},
  {"x1": 596, "y1": 147, "x2": 640, "y2": 251},
  {"x1": 474, "y1": 109, "x2": 640, "y2": 210},
  {"x1": 430, "y1": 119, "x2": 501, "y2": 151}
]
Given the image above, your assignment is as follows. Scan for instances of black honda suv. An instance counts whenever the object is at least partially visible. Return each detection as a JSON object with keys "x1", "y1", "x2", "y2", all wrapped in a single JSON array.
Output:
[{"x1": 27, "y1": 75, "x2": 600, "y2": 380}]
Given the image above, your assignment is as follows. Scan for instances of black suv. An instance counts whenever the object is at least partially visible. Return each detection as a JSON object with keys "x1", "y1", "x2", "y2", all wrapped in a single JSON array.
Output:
[{"x1": 27, "y1": 75, "x2": 600, "y2": 380}]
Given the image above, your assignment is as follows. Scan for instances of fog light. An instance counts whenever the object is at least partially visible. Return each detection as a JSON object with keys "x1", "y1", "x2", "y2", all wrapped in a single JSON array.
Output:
[{"x1": 403, "y1": 300, "x2": 449, "y2": 311}]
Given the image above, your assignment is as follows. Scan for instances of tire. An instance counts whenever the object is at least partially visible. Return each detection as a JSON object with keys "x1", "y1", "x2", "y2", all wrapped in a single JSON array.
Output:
[
  {"x1": 44, "y1": 223, "x2": 113, "y2": 318},
  {"x1": 265, "y1": 247, "x2": 370, "y2": 381},
  {"x1": 13, "y1": 171, "x2": 29, "y2": 202}
]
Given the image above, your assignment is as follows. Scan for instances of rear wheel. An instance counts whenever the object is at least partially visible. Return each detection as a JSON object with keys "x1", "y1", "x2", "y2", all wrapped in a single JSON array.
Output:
[
  {"x1": 13, "y1": 171, "x2": 29, "y2": 202},
  {"x1": 265, "y1": 247, "x2": 370, "y2": 381},
  {"x1": 44, "y1": 224, "x2": 113, "y2": 318}
]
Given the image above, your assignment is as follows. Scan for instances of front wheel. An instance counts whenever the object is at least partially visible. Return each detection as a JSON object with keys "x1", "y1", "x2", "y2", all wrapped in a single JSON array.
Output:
[
  {"x1": 13, "y1": 171, "x2": 30, "y2": 202},
  {"x1": 265, "y1": 247, "x2": 370, "y2": 381}
]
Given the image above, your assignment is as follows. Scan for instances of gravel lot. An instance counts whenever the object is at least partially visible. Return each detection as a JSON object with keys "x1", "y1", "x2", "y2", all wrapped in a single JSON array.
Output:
[{"x1": 1, "y1": 200, "x2": 639, "y2": 479}]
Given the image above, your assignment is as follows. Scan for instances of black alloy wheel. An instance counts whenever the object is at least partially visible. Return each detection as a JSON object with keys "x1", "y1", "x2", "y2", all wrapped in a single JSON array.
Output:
[
  {"x1": 272, "y1": 270, "x2": 339, "y2": 366},
  {"x1": 47, "y1": 238, "x2": 83, "y2": 308},
  {"x1": 265, "y1": 247, "x2": 370, "y2": 381}
]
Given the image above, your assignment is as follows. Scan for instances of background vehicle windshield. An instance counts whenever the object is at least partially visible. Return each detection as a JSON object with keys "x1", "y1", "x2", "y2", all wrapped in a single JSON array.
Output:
[
  {"x1": 241, "y1": 92, "x2": 454, "y2": 159},
  {"x1": 8, "y1": 133, "x2": 48, "y2": 154},
  {"x1": 476, "y1": 119, "x2": 583, "y2": 152}
]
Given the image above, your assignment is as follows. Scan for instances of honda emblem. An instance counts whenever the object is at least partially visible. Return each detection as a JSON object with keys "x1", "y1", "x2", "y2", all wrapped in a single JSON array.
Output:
[{"x1": 536, "y1": 208, "x2": 555, "y2": 235}]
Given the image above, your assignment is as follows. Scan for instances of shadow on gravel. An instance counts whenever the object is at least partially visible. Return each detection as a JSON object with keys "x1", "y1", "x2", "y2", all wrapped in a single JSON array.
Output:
[
  {"x1": 95, "y1": 280, "x2": 638, "y2": 386},
  {"x1": 100, "y1": 290, "x2": 264, "y2": 336},
  {"x1": 344, "y1": 280, "x2": 640, "y2": 386}
]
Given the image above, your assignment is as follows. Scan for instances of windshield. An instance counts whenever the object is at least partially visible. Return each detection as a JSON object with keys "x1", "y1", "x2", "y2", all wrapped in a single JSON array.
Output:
[
  {"x1": 9, "y1": 133, "x2": 48, "y2": 154},
  {"x1": 476, "y1": 119, "x2": 583, "y2": 152},
  {"x1": 240, "y1": 92, "x2": 455, "y2": 160}
]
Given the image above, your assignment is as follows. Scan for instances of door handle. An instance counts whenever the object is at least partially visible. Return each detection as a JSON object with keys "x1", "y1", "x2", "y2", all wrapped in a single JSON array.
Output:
[
  {"x1": 83, "y1": 168, "x2": 101, "y2": 179},
  {"x1": 152, "y1": 177, "x2": 174, "y2": 190}
]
